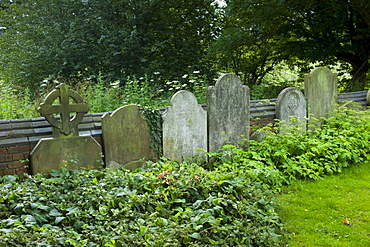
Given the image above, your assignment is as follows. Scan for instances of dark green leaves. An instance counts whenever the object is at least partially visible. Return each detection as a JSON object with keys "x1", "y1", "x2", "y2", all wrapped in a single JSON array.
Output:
[{"x1": 0, "y1": 161, "x2": 282, "y2": 246}]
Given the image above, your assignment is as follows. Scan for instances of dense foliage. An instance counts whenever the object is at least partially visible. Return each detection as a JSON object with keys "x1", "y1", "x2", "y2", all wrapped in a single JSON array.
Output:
[
  {"x1": 0, "y1": 161, "x2": 282, "y2": 246},
  {"x1": 1, "y1": 0, "x2": 369, "y2": 98},
  {"x1": 0, "y1": 72, "x2": 209, "y2": 120},
  {"x1": 217, "y1": 0, "x2": 370, "y2": 90},
  {"x1": 207, "y1": 104, "x2": 370, "y2": 186},
  {"x1": 0, "y1": 0, "x2": 217, "y2": 93}
]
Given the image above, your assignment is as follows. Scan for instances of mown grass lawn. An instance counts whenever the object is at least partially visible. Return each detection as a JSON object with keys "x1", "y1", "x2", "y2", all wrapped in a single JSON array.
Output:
[{"x1": 276, "y1": 162, "x2": 370, "y2": 246}]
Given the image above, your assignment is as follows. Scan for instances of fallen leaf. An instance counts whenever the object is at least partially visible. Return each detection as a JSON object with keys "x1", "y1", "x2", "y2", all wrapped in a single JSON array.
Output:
[{"x1": 341, "y1": 218, "x2": 351, "y2": 226}]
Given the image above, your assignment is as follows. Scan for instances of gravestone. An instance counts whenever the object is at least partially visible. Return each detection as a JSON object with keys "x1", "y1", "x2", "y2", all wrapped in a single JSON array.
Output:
[
  {"x1": 30, "y1": 84, "x2": 102, "y2": 174},
  {"x1": 102, "y1": 105, "x2": 155, "y2": 170},
  {"x1": 276, "y1": 87, "x2": 306, "y2": 133},
  {"x1": 162, "y1": 90, "x2": 207, "y2": 162},
  {"x1": 207, "y1": 73, "x2": 250, "y2": 153},
  {"x1": 304, "y1": 67, "x2": 338, "y2": 127}
]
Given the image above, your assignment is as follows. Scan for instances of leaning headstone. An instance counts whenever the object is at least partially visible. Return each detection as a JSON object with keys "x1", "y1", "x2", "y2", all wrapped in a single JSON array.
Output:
[
  {"x1": 207, "y1": 73, "x2": 250, "y2": 153},
  {"x1": 304, "y1": 67, "x2": 338, "y2": 127},
  {"x1": 30, "y1": 84, "x2": 102, "y2": 174},
  {"x1": 276, "y1": 87, "x2": 306, "y2": 133},
  {"x1": 162, "y1": 90, "x2": 207, "y2": 162},
  {"x1": 102, "y1": 105, "x2": 156, "y2": 170}
]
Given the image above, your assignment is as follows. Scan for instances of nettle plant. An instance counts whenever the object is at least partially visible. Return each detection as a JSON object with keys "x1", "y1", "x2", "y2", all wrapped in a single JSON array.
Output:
[
  {"x1": 207, "y1": 103, "x2": 370, "y2": 187},
  {"x1": 0, "y1": 161, "x2": 282, "y2": 246}
]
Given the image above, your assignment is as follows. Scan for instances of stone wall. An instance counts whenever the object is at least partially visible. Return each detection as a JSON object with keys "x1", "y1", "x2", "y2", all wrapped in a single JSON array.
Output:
[{"x1": 0, "y1": 91, "x2": 367, "y2": 177}]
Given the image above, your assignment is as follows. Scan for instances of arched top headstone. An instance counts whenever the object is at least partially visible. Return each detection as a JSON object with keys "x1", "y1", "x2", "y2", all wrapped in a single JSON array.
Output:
[
  {"x1": 38, "y1": 83, "x2": 89, "y2": 138},
  {"x1": 207, "y1": 73, "x2": 250, "y2": 153},
  {"x1": 210, "y1": 73, "x2": 246, "y2": 94},
  {"x1": 276, "y1": 87, "x2": 306, "y2": 133},
  {"x1": 162, "y1": 90, "x2": 207, "y2": 161},
  {"x1": 304, "y1": 67, "x2": 338, "y2": 127},
  {"x1": 168, "y1": 90, "x2": 199, "y2": 110},
  {"x1": 366, "y1": 89, "x2": 370, "y2": 105},
  {"x1": 101, "y1": 104, "x2": 155, "y2": 170}
]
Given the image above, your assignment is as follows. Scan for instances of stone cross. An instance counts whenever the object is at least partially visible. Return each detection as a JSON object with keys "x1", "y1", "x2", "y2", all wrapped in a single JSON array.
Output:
[
  {"x1": 38, "y1": 83, "x2": 89, "y2": 138},
  {"x1": 31, "y1": 83, "x2": 102, "y2": 174}
]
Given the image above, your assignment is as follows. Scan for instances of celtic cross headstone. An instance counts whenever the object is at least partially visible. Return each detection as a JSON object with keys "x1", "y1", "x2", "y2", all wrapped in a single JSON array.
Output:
[
  {"x1": 30, "y1": 83, "x2": 102, "y2": 174},
  {"x1": 38, "y1": 83, "x2": 90, "y2": 137}
]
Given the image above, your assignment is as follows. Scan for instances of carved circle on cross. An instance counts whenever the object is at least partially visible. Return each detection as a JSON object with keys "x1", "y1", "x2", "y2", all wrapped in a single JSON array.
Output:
[{"x1": 38, "y1": 83, "x2": 90, "y2": 135}]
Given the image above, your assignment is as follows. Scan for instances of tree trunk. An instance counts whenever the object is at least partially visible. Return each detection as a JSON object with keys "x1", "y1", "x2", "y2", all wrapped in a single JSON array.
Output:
[{"x1": 350, "y1": 61, "x2": 369, "y2": 91}]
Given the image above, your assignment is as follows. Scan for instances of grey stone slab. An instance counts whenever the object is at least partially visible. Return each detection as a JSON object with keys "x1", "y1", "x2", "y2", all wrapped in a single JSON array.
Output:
[
  {"x1": 0, "y1": 123, "x2": 11, "y2": 131},
  {"x1": 0, "y1": 130, "x2": 12, "y2": 139},
  {"x1": 102, "y1": 105, "x2": 155, "y2": 170},
  {"x1": 30, "y1": 136, "x2": 102, "y2": 174},
  {"x1": 32, "y1": 120, "x2": 51, "y2": 128},
  {"x1": 28, "y1": 135, "x2": 51, "y2": 144},
  {"x1": 11, "y1": 121, "x2": 33, "y2": 129},
  {"x1": 162, "y1": 90, "x2": 207, "y2": 162},
  {"x1": 34, "y1": 127, "x2": 52, "y2": 134},
  {"x1": 304, "y1": 67, "x2": 337, "y2": 127},
  {"x1": 276, "y1": 87, "x2": 306, "y2": 133},
  {"x1": 0, "y1": 120, "x2": 11, "y2": 124},
  {"x1": 81, "y1": 116, "x2": 93, "y2": 123},
  {"x1": 79, "y1": 131, "x2": 92, "y2": 136},
  {"x1": 10, "y1": 118, "x2": 32, "y2": 123},
  {"x1": 78, "y1": 123, "x2": 95, "y2": 130},
  {"x1": 91, "y1": 129, "x2": 102, "y2": 136},
  {"x1": 0, "y1": 137, "x2": 29, "y2": 147},
  {"x1": 13, "y1": 128, "x2": 35, "y2": 136},
  {"x1": 207, "y1": 73, "x2": 250, "y2": 153},
  {"x1": 93, "y1": 122, "x2": 102, "y2": 128}
]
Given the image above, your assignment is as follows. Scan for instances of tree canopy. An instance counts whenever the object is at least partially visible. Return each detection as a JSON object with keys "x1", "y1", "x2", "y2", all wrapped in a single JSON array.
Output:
[
  {"x1": 1, "y1": 0, "x2": 370, "y2": 95},
  {"x1": 214, "y1": 0, "x2": 370, "y2": 90},
  {"x1": 0, "y1": 0, "x2": 218, "y2": 92}
]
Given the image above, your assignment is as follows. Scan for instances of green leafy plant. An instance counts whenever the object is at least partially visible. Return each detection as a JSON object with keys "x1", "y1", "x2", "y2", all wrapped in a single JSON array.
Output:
[
  {"x1": 140, "y1": 106, "x2": 163, "y2": 158},
  {"x1": 0, "y1": 161, "x2": 283, "y2": 246},
  {"x1": 0, "y1": 81, "x2": 38, "y2": 120},
  {"x1": 206, "y1": 103, "x2": 370, "y2": 186}
]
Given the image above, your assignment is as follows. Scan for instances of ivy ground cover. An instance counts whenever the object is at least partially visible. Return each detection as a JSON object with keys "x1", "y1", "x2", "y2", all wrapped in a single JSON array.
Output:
[{"x1": 0, "y1": 161, "x2": 282, "y2": 246}]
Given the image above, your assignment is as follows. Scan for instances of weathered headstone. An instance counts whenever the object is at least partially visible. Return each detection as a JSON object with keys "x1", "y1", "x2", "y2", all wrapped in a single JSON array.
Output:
[
  {"x1": 207, "y1": 73, "x2": 250, "y2": 153},
  {"x1": 366, "y1": 89, "x2": 370, "y2": 105},
  {"x1": 276, "y1": 87, "x2": 306, "y2": 133},
  {"x1": 102, "y1": 105, "x2": 155, "y2": 170},
  {"x1": 162, "y1": 90, "x2": 207, "y2": 162},
  {"x1": 30, "y1": 84, "x2": 102, "y2": 174},
  {"x1": 304, "y1": 67, "x2": 338, "y2": 127}
]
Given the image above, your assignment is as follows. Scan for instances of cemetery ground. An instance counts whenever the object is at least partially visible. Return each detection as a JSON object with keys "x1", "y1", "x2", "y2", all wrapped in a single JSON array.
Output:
[{"x1": 277, "y1": 162, "x2": 370, "y2": 246}]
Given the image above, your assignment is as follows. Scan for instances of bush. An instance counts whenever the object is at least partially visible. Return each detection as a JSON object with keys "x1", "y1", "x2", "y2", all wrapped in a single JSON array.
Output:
[
  {"x1": 206, "y1": 103, "x2": 370, "y2": 186},
  {"x1": 0, "y1": 81, "x2": 38, "y2": 120},
  {"x1": 0, "y1": 161, "x2": 283, "y2": 246}
]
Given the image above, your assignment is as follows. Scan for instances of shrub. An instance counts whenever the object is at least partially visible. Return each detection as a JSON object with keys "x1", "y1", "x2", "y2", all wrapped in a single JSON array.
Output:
[
  {"x1": 206, "y1": 103, "x2": 370, "y2": 186},
  {"x1": 0, "y1": 81, "x2": 38, "y2": 120},
  {"x1": 0, "y1": 161, "x2": 283, "y2": 246}
]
